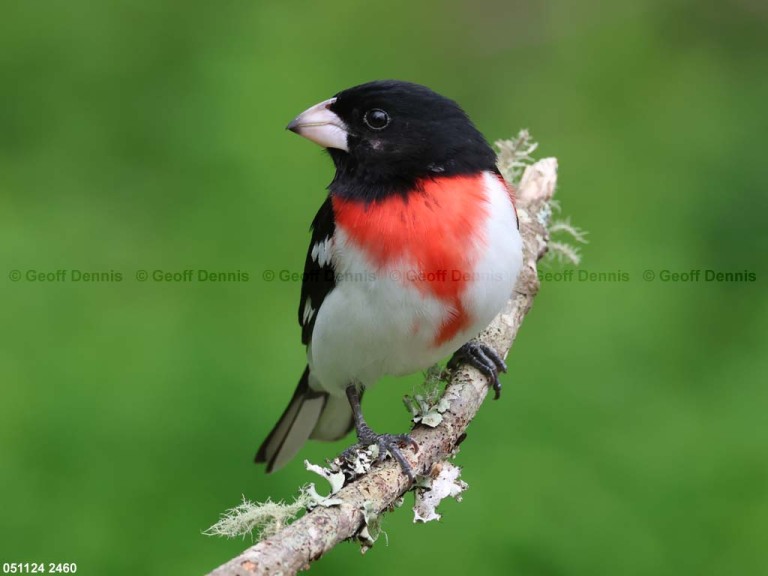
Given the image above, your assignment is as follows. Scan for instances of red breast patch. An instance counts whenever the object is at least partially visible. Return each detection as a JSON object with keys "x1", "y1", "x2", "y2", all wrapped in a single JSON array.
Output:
[{"x1": 332, "y1": 174, "x2": 490, "y2": 346}]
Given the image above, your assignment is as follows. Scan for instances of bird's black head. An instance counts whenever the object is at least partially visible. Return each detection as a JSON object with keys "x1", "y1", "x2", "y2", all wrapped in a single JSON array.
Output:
[{"x1": 287, "y1": 80, "x2": 497, "y2": 202}]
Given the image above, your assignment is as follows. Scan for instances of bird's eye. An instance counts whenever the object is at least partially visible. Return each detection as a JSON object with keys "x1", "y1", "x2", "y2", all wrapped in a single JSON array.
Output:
[{"x1": 363, "y1": 109, "x2": 390, "y2": 130}]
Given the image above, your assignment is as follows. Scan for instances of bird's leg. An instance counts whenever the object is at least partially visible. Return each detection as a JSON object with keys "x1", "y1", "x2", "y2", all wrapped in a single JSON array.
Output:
[
  {"x1": 449, "y1": 340, "x2": 508, "y2": 399},
  {"x1": 344, "y1": 384, "x2": 418, "y2": 480}
]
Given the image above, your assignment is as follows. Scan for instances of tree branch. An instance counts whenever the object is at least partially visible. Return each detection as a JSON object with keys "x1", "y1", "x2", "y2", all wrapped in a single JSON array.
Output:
[{"x1": 207, "y1": 155, "x2": 558, "y2": 576}]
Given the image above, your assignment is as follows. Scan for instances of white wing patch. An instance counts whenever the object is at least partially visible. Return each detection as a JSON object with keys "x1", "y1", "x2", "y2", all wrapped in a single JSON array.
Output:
[
  {"x1": 302, "y1": 297, "x2": 315, "y2": 326},
  {"x1": 310, "y1": 237, "x2": 333, "y2": 267}
]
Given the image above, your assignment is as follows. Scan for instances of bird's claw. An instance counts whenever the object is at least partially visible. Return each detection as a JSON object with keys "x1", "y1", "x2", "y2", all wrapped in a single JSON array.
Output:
[
  {"x1": 450, "y1": 341, "x2": 508, "y2": 399},
  {"x1": 349, "y1": 427, "x2": 418, "y2": 480}
]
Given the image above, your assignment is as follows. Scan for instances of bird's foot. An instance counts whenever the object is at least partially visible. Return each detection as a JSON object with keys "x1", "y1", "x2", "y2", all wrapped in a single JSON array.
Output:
[
  {"x1": 449, "y1": 340, "x2": 508, "y2": 399},
  {"x1": 345, "y1": 424, "x2": 418, "y2": 480}
]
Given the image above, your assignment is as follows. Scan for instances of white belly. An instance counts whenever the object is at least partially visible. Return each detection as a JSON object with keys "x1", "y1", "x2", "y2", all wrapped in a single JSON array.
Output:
[{"x1": 308, "y1": 171, "x2": 522, "y2": 396}]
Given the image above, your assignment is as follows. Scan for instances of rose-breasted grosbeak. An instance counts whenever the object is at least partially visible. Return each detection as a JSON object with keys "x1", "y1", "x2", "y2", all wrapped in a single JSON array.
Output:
[{"x1": 255, "y1": 80, "x2": 522, "y2": 479}]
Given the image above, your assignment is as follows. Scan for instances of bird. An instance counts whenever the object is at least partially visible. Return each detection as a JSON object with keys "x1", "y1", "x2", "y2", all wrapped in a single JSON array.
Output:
[{"x1": 255, "y1": 80, "x2": 523, "y2": 480}]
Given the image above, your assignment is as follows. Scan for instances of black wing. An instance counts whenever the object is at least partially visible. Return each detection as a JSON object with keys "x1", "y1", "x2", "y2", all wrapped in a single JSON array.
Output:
[{"x1": 299, "y1": 196, "x2": 337, "y2": 346}]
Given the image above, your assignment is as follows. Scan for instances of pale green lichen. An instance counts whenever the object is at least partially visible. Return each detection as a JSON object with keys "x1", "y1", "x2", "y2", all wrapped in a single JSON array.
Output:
[
  {"x1": 204, "y1": 493, "x2": 311, "y2": 540},
  {"x1": 547, "y1": 216, "x2": 588, "y2": 266},
  {"x1": 304, "y1": 484, "x2": 343, "y2": 508},
  {"x1": 496, "y1": 131, "x2": 586, "y2": 266},
  {"x1": 413, "y1": 462, "x2": 468, "y2": 523},
  {"x1": 326, "y1": 443, "x2": 380, "y2": 480},
  {"x1": 549, "y1": 217, "x2": 588, "y2": 244},
  {"x1": 404, "y1": 393, "x2": 451, "y2": 428},
  {"x1": 495, "y1": 129, "x2": 538, "y2": 184},
  {"x1": 204, "y1": 459, "x2": 347, "y2": 540},
  {"x1": 357, "y1": 501, "x2": 387, "y2": 553},
  {"x1": 404, "y1": 364, "x2": 451, "y2": 427},
  {"x1": 304, "y1": 460, "x2": 345, "y2": 498}
]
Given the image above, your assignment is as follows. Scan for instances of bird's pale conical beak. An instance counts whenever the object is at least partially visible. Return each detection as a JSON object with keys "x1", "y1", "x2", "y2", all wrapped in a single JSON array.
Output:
[{"x1": 286, "y1": 97, "x2": 349, "y2": 151}]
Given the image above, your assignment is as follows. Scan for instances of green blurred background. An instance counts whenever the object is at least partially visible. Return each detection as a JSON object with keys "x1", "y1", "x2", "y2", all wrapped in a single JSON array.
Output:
[{"x1": 2, "y1": 0, "x2": 767, "y2": 574}]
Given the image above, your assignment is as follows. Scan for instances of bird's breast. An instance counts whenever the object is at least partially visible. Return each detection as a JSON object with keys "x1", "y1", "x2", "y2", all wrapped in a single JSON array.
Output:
[
  {"x1": 332, "y1": 173, "x2": 490, "y2": 300},
  {"x1": 331, "y1": 172, "x2": 517, "y2": 347},
  {"x1": 309, "y1": 171, "x2": 521, "y2": 389}
]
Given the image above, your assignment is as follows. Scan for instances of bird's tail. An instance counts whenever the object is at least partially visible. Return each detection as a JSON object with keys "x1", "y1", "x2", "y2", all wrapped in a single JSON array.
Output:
[{"x1": 255, "y1": 367, "x2": 354, "y2": 472}]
